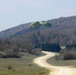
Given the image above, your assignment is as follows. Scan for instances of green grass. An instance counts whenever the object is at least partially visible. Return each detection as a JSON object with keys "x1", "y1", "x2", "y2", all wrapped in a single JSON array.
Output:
[
  {"x1": 0, "y1": 66, "x2": 49, "y2": 75},
  {"x1": 47, "y1": 57, "x2": 76, "y2": 68},
  {"x1": 0, "y1": 52, "x2": 49, "y2": 75}
]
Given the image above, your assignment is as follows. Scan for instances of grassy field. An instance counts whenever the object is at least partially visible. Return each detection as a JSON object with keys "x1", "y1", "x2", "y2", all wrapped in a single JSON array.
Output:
[
  {"x1": 47, "y1": 57, "x2": 76, "y2": 68},
  {"x1": 0, "y1": 52, "x2": 49, "y2": 75}
]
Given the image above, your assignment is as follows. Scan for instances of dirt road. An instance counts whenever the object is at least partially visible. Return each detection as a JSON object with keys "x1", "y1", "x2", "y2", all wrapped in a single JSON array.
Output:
[{"x1": 33, "y1": 51, "x2": 76, "y2": 75}]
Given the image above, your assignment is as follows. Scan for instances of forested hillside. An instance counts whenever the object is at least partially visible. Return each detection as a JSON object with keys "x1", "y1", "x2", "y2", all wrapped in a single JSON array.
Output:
[
  {"x1": 0, "y1": 16, "x2": 76, "y2": 58},
  {"x1": 0, "y1": 16, "x2": 76, "y2": 46}
]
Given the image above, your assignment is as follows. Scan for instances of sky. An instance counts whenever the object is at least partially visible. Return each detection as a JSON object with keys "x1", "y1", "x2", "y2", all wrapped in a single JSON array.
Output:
[{"x1": 0, "y1": 0, "x2": 76, "y2": 31}]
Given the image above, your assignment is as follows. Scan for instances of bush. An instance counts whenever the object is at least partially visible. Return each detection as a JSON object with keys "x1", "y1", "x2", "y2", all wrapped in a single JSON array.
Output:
[
  {"x1": 63, "y1": 50, "x2": 76, "y2": 60},
  {"x1": 31, "y1": 48, "x2": 42, "y2": 55},
  {"x1": 7, "y1": 65, "x2": 13, "y2": 70},
  {"x1": 1, "y1": 55, "x2": 20, "y2": 58},
  {"x1": 56, "y1": 49, "x2": 76, "y2": 60},
  {"x1": 1, "y1": 45, "x2": 21, "y2": 58}
]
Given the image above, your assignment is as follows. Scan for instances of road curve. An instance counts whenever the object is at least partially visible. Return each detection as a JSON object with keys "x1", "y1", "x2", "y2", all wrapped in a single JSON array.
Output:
[{"x1": 33, "y1": 51, "x2": 76, "y2": 75}]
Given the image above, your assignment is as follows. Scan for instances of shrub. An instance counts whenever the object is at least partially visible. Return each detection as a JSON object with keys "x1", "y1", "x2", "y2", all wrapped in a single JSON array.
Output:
[
  {"x1": 1, "y1": 45, "x2": 21, "y2": 58},
  {"x1": 7, "y1": 65, "x2": 13, "y2": 70},
  {"x1": 63, "y1": 50, "x2": 76, "y2": 60},
  {"x1": 56, "y1": 49, "x2": 76, "y2": 60}
]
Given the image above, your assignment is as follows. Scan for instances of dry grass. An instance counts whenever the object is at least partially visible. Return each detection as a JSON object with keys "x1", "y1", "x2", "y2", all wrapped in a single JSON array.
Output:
[
  {"x1": 0, "y1": 52, "x2": 49, "y2": 75},
  {"x1": 47, "y1": 56, "x2": 76, "y2": 67}
]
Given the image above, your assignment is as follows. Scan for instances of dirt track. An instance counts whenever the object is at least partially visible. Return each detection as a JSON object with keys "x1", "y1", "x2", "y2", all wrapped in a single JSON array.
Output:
[{"x1": 33, "y1": 51, "x2": 76, "y2": 75}]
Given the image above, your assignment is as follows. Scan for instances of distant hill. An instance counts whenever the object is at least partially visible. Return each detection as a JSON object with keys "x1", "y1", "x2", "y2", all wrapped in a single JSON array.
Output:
[
  {"x1": 0, "y1": 23, "x2": 30, "y2": 39},
  {"x1": 0, "y1": 21, "x2": 52, "y2": 40},
  {"x1": 0, "y1": 16, "x2": 76, "y2": 45}
]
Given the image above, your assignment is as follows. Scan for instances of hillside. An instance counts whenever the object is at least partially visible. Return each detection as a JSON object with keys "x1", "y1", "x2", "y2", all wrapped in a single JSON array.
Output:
[
  {"x1": 0, "y1": 23, "x2": 30, "y2": 39},
  {"x1": 0, "y1": 16, "x2": 76, "y2": 45},
  {"x1": 48, "y1": 16, "x2": 76, "y2": 29}
]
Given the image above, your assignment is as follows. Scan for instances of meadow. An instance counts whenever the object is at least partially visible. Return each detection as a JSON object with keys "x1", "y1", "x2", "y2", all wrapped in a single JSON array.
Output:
[
  {"x1": 0, "y1": 52, "x2": 49, "y2": 75},
  {"x1": 47, "y1": 57, "x2": 76, "y2": 67}
]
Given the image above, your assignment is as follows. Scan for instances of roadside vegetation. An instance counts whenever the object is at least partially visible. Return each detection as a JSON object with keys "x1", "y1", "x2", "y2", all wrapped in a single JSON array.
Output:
[
  {"x1": 47, "y1": 43, "x2": 76, "y2": 67},
  {"x1": 0, "y1": 52, "x2": 49, "y2": 75},
  {"x1": 0, "y1": 38, "x2": 49, "y2": 75},
  {"x1": 47, "y1": 56, "x2": 76, "y2": 67},
  {"x1": 56, "y1": 43, "x2": 76, "y2": 60},
  {"x1": 0, "y1": 39, "x2": 42, "y2": 58},
  {"x1": 0, "y1": 38, "x2": 50, "y2": 75}
]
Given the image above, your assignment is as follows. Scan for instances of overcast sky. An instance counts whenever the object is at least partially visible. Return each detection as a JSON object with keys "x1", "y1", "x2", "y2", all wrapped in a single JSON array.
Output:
[{"x1": 0, "y1": 0, "x2": 76, "y2": 31}]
